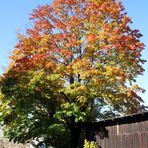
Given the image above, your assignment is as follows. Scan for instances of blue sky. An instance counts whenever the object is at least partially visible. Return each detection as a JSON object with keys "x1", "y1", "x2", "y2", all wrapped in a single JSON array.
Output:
[{"x1": 0, "y1": 0, "x2": 147, "y2": 105}]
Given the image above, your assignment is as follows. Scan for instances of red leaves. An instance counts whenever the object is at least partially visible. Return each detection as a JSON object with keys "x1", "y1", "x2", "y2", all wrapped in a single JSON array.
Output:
[
  {"x1": 66, "y1": 0, "x2": 77, "y2": 5},
  {"x1": 32, "y1": 53, "x2": 50, "y2": 59},
  {"x1": 30, "y1": 5, "x2": 53, "y2": 19},
  {"x1": 52, "y1": 48, "x2": 72, "y2": 59},
  {"x1": 135, "y1": 42, "x2": 144, "y2": 47},
  {"x1": 86, "y1": 33, "x2": 96, "y2": 42},
  {"x1": 52, "y1": 0, "x2": 65, "y2": 9},
  {"x1": 52, "y1": 0, "x2": 59, "y2": 9},
  {"x1": 54, "y1": 19, "x2": 66, "y2": 30},
  {"x1": 26, "y1": 29, "x2": 39, "y2": 37},
  {"x1": 34, "y1": 19, "x2": 54, "y2": 32},
  {"x1": 14, "y1": 53, "x2": 50, "y2": 71},
  {"x1": 53, "y1": 33, "x2": 64, "y2": 39}
]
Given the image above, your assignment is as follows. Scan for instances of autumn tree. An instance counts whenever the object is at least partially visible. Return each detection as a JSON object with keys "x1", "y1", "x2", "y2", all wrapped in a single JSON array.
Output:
[{"x1": 0, "y1": 0, "x2": 145, "y2": 147}]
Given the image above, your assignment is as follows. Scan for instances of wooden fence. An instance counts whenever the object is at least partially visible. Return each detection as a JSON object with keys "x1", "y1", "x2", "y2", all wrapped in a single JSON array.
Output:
[
  {"x1": 96, "y1": 121, "x2": 148, "y2": 148},
  {"x1": 86, "y1": 111, "x2": 148, "y2": 148}
]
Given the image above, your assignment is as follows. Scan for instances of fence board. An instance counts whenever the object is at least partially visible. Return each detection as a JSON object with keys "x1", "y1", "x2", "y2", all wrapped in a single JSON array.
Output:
[{"x1": 96, "y1": 120, "x2": 148, "y2": 148}]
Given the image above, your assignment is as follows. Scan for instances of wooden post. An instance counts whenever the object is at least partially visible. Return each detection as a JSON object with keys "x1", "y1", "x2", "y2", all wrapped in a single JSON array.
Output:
[{"x1": 117, "y1": 124, "x2": 119, "y2": 135}]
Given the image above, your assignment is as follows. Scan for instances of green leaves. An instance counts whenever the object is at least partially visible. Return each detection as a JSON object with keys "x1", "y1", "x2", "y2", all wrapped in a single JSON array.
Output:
[{"x1": 55, "y1": 102, "x2": 87, "y2": 122}]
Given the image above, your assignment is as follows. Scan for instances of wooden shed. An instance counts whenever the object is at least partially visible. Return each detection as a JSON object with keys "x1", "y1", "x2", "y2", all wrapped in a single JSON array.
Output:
[{"x1": 85, "y1": 111, "x2": 148, "y2": 148}]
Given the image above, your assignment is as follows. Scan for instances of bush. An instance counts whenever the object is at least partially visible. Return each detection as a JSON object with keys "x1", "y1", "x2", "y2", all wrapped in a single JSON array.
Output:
[{"x1": 83, "y1": 139, "x2": 96, "y2": 148}]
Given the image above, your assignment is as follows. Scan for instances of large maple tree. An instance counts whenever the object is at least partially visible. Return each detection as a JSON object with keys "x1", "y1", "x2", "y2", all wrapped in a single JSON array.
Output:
[{"x1": 0, "y1": 0, "x2": 145, "y2": 147}]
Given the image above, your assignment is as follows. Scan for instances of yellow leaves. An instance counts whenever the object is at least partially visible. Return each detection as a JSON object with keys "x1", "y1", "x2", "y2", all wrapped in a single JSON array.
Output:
[
  {"x1": 72, "y1": 58, "x2": 90, "y2": 74},
  {"x1": 23, "y1": 37, "x2": 35, "y2": 48},
  {"x1": 84, "y1": 139, "x2": 96, "y2": 148},
  {"x1": 64, "y1": 82, "x2": 89, "y2": 105},
  {"x1": 73, "y1": 6, "x2": 81, "y2": 13},
  {"x1": 76, "y1": 96, "x2": 87, "y2": 105},
  {"x1": 40, "y1": 35, "x2": 50, "y2": 45},
  {"x1": 65, "y1": 65, "x2": 73, "y2": 74},
  {"x1": 131, "y1": 84, "x2": 139, "y2": 91},
  {"x1": 131, "y1": 84, "x2": 145, "y2": 93},
  {"x1": 106, "y1": 66, "x2": 126, "y2": 82},
  {"x1": 68, "y1": 16, "x2": 83, "y2": 29},
  {"x1": 65, "y1": 82, "x2": 86, "y2": 96},
  {"x1": 0, "y1": 91, "x2": 5, "y2": 102},
  {"x1": 66, "y1": 40, "x2": 81, "y2": 48},
  {"x1": 12, "y1": 49, "x2": 21, "y2": 55},
  {"x1": 70, "y1": 58, "x2": 103, "y2": 80},
  {"x1": 10, "y1": 49, "x2": 23, "y2": 61},
  {"x1": 56, "y1": 63, "x2": 67, "y2": 75},
  {"x1": 77, "y1": 85, "x2": 87, "y2": 92},
  {"x1": 72, "y1": 58, "x2": 89, "y2": 68},
  {"x1": 80, "y1": 69, "x2": 100, "y2": 80}
]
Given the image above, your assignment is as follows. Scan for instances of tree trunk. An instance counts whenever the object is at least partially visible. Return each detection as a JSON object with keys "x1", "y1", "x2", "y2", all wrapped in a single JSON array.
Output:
[{"x1": 70, "y1": 125, "x2": 81, "y2": 148}]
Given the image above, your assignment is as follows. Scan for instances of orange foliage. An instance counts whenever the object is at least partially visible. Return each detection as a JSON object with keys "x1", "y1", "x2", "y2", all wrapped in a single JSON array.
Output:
[{"x1": 8, "y1": 0, "x2": 145, "y2": 114}]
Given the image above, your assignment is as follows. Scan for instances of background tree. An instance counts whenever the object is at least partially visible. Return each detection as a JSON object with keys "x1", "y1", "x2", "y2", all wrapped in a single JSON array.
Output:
[{"x1": 0, "y1": 0, "x2": 145, "y2": 147}]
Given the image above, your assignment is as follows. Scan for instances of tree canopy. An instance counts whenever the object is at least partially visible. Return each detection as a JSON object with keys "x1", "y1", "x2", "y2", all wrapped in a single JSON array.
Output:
[{"x1": 0, "y1": 0, "x2": 145, "y2": 147}]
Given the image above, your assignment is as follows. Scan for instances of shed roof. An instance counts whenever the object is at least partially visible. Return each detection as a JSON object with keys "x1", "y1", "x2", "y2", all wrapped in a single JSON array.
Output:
[{"x1": 85, "y1": 111, "x2": 148, "y2": 128}]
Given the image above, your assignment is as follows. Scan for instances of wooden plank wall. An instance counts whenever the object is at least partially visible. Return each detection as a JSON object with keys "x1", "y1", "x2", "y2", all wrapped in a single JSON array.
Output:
[{"x1": 96, "y1": 121, "x2": 148, "y2": 148}]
